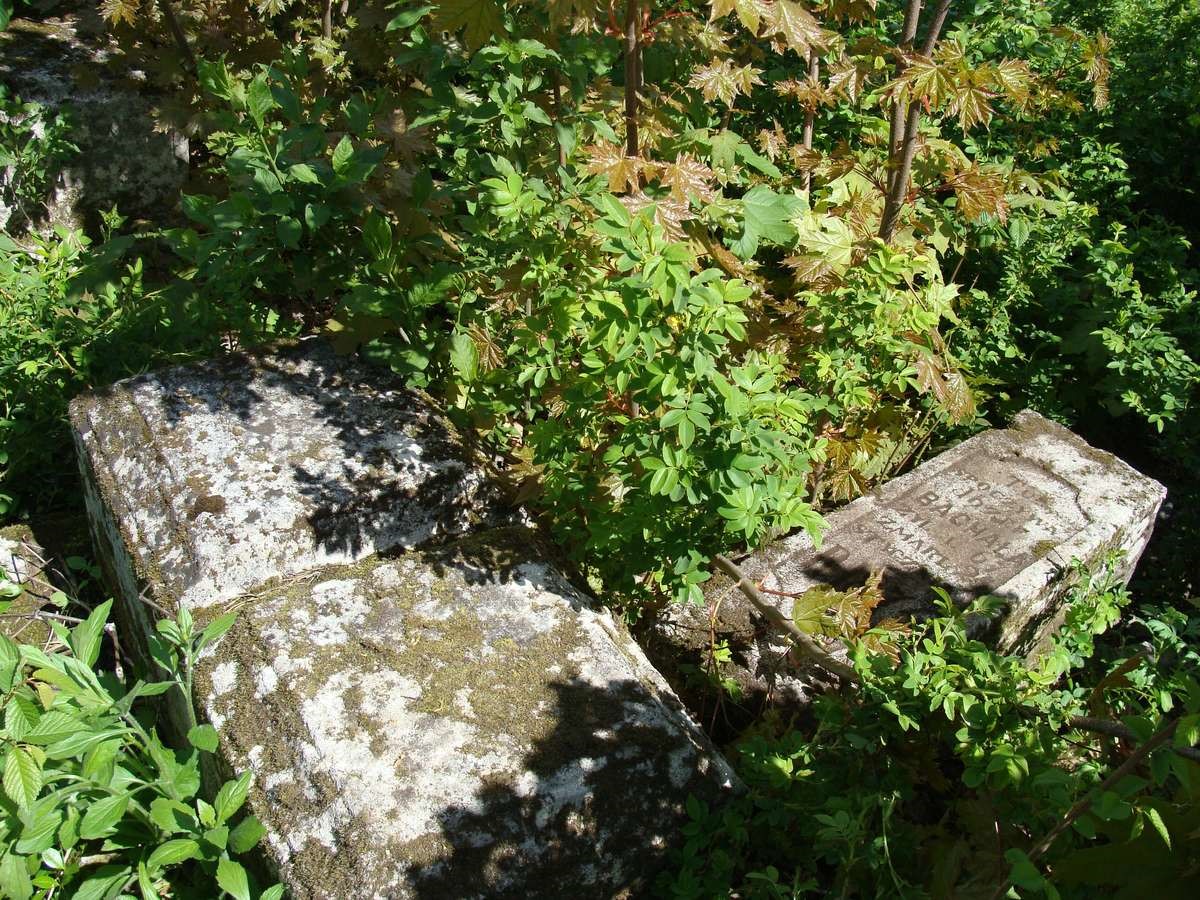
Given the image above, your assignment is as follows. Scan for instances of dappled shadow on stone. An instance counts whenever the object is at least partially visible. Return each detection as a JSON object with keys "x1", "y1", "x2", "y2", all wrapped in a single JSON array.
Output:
[
  {"x1": 794, "y1": 547, "x2": 1003, "y2": 633},
  {"x1": 102, "y1": 339, "x2": 515, "y2": 598},
  {"x1": 0, "y1": 10, "x2": 187, "y2": 233},
  {"x1": 401, "y1": 677, "x2": 714, "y2": 900}
]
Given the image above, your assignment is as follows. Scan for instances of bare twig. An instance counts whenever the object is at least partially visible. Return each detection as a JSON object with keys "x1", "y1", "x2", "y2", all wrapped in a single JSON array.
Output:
[
  {"x1": 1070, "y1": 715, "x2": 1200, "y2": 763},
  {"x1": 988, "y1": 716, "x2": 1181, "y2": 900},
  {"x1": 712, "y1": 554, "x2": 859, "y2": 684},
  {"x1": 155, "y1": 0, "x2": 197, "y2": 75}
]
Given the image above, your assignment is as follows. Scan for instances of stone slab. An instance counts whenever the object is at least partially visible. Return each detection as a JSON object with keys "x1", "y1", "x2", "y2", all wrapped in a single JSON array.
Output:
[
  {"x1": 196, "y1": 529, "x2": 737, "y2": 899},
  {"x1": 0, "y1": 13, "x2": 187, "y2": 232},
  {"x1": 0, "y1": 525, "x2": 58, "y2": 646},
  {"x1": 646, "y1": 411, "x2": 1166, "y2": 707},
  {"x1": 70, "y1": 338, "x2": 511, "y2": 622}
]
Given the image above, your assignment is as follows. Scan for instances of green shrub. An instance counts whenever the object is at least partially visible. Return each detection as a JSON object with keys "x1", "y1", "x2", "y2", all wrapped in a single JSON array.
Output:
[
  {"x1": 0, "y1": 85, "x2": 76, "y2": 232},
  {"x1": 666, "y1": 559, "x2": 1200, "y2": 898},
  {"x1": 0, "y1": 578, "x2": 280, "y2": 900}
]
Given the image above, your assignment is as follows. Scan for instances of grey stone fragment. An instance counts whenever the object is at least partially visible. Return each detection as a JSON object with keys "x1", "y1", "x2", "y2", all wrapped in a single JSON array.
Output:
[
  {"x1": 196, "y1": 529, "x2": 737, "y2": 900},
  {"x1": 0, "y1": 525, "x2": 58, "y2": 646},
  {"x1": 70, "y1": 339, "x2": 512, "y2": 625},
  {"x1": 646, "y1": 411, "x2": 1166, "y2": 707},
  {"x1": 0, "y1": 13, "x2": 187, "y2": 232}
]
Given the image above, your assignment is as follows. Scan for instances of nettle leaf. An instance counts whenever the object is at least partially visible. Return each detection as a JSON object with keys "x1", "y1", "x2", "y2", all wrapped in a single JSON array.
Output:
[
  {"x1": 731, "y1": 185, "x2": 803, "y2": 259},
  {"x1": 187, "y1": 724, "x2": 220, "y2": 753},
  {"x1": 246, "y1": 74, "x2": 277, "y2": 129},
  {"x1": 3, "y1": 746, "x2": 42, "y2": 808},
  {"x1": 689, "y1": 60, "x2": 763, "y2": 108},
  {"x1": 80, "y1": 792, "x2": 130, "y2": 839},
  {"x1": 709, "y1": 0, "x2": 770, "y2": 33},
  {"x1": 216, "y1": 858, "x2": 252, "y2": 900},
  {"x1": 146, "y1": 838, "x2": 200, "y2": 872},
  {"x1": 432, "y1": 0, "x2": 505, "y2": 52}
]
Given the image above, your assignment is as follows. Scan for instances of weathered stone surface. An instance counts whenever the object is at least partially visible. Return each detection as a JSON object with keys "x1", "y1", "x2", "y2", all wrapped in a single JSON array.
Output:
[
  {"x1": 196, "y1": 529, "x2": 736, "y2": 899},
  {"x1": 646, "y1": 411, "x2": 1166, "y2": 708},
  {"x1": 0, "y1": 12, "x2": 187, "y2": 232},
  {"x1": 0, "y1": 525, "x2": 58, "y2": 645},
  {"x1": 70, "y1": 339, "x2": 512, "y2": 626}
]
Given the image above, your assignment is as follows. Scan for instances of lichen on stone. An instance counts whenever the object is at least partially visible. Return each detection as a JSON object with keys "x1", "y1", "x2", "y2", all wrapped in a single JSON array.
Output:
[{"x1": 194, "y1": 528, "x2": 736, "y2": 899}]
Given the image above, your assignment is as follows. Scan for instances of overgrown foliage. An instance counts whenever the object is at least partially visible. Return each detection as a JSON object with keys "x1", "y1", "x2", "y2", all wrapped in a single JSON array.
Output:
[
  {"x1": 2, "y1": 1, "x2": 1199, "y2": 897},
  {"x1": 668, "y1": 561, "x2": 1200, "y2": 898},
  {"x1": 0, "y1": 572, "x2": 280, "y2": 900}
]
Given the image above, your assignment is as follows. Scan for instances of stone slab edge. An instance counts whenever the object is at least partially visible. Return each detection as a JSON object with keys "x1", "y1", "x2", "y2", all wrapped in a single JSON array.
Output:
[{"x1": 710, "y1": 410, "x2": 1165, "y2": 658}]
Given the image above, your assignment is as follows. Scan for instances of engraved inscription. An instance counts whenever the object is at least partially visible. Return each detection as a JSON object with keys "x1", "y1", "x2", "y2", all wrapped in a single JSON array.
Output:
[{"x1": 792, "y1": 450, "x2": 1081, "y2": 613}]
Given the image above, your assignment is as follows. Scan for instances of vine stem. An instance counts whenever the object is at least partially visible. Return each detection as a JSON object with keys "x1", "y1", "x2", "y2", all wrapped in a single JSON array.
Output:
[
  {"x1": 712, "y1": 554, "x2": 859, "y2": 684},
  {"x1": 880, "y1": 0, "x2": 954, "y2": 241},
  {"x1": 155, "y1": 0, "x2": 197, "y2": 75},
  {"x1": 987, "y1": 716, "x2": 1181, "y2": 900},
  {"x1": 623, "y1": 0, "x2": 641, "y2": 158}
]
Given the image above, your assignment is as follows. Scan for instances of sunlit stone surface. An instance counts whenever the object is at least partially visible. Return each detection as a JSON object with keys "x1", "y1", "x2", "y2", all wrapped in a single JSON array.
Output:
[
  {"x1": 72, "y1": 341, "x2": 736, "y2": 898},
  {"x1": 646, "y1": 411, "x2": 1166, "y2": 707}
]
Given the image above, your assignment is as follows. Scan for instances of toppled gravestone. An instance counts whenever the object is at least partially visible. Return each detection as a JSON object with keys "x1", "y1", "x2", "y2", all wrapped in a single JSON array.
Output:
[
  {"x1": 197, "y1": 529, "x2": 735, "y2": 898},
  {"x1": 72, "y1": 338, "x2": 736, "y2": 898},
  {"x1": 0, "y1": 11, "x2": 187, "y2": 232},
  {"x1": 0, "y1": 526, "x2": 58, "y2": 646},
  {"x1": 644, "y1": 411, "x2": 1166, "y2": 709},
  {"x1": 70, "y1": 339, "x2": 510, "y2": 666}
]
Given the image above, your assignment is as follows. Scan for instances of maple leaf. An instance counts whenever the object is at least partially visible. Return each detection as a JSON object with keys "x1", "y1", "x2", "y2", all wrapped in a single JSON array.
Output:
[
  {"x1": 947, "y1": 164, "x2": 1008, "y2": 223},
  {"x1": 709, "y1": 0, "x2": 771, "y2": 33},
  {"x1": 948, "y1": 69, "x2": 995, "y2": 132},
  {"x1": 379, "y1": 110, "x2": 433, "y2": 163},
  {"x1": 581, "y1": 143, "x2": 651, "y2": 192},
  {"x1": 757, "y1": 123, "x2": 788, "y2": 161},
  {"x1": 1081, "y1": 32, "x2": 1112, "y2": 110},
  {"x1": 545, "y1": 0, "x2": 604, "y2": 32},
  {"x1": 824, "y1": 0, "x2": 878, "y2": 22},
  {"x1": 658, "y1": 154, "x2": 718, "y2": 204},
  {"x1": 432, "y1": 0, "x2": 505, "y2": 52},
  {"x1": 792, "y1": 210, "x2": 855, "y2": 271},
  {"x1": 989, "y1": 59, "x2": 1032, "y2": 111},
  {"x1": 100, "y1": 0, "x2": 139, "y2": 25},
  {"x1": 827, "y1": 57, "x2": 871, "y2": 102},
  {"x1": 764, "y1": 0, "x2": 829, "y2": 57},
  {"x1": 784, "y1": 253, "x2": 843, "y2": 289},
  {"x1": 620, "y1": 192, "x2": 693, "y2": 240},
  {"x1": 689, "y1": 60, "x2": 764, "y2": 108},
  {"x1": 914, "y1": 353, "x2": 975, "y2": 423},
  {"x1": 888, "y1": 54, "x2": 954, "y2": 108},
  {"x1": 788, "y1": 144, "x2": 822, "y2": 172},
  {"x1": 774, "y1": 76, "x2": 835, "y2": 112}
]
